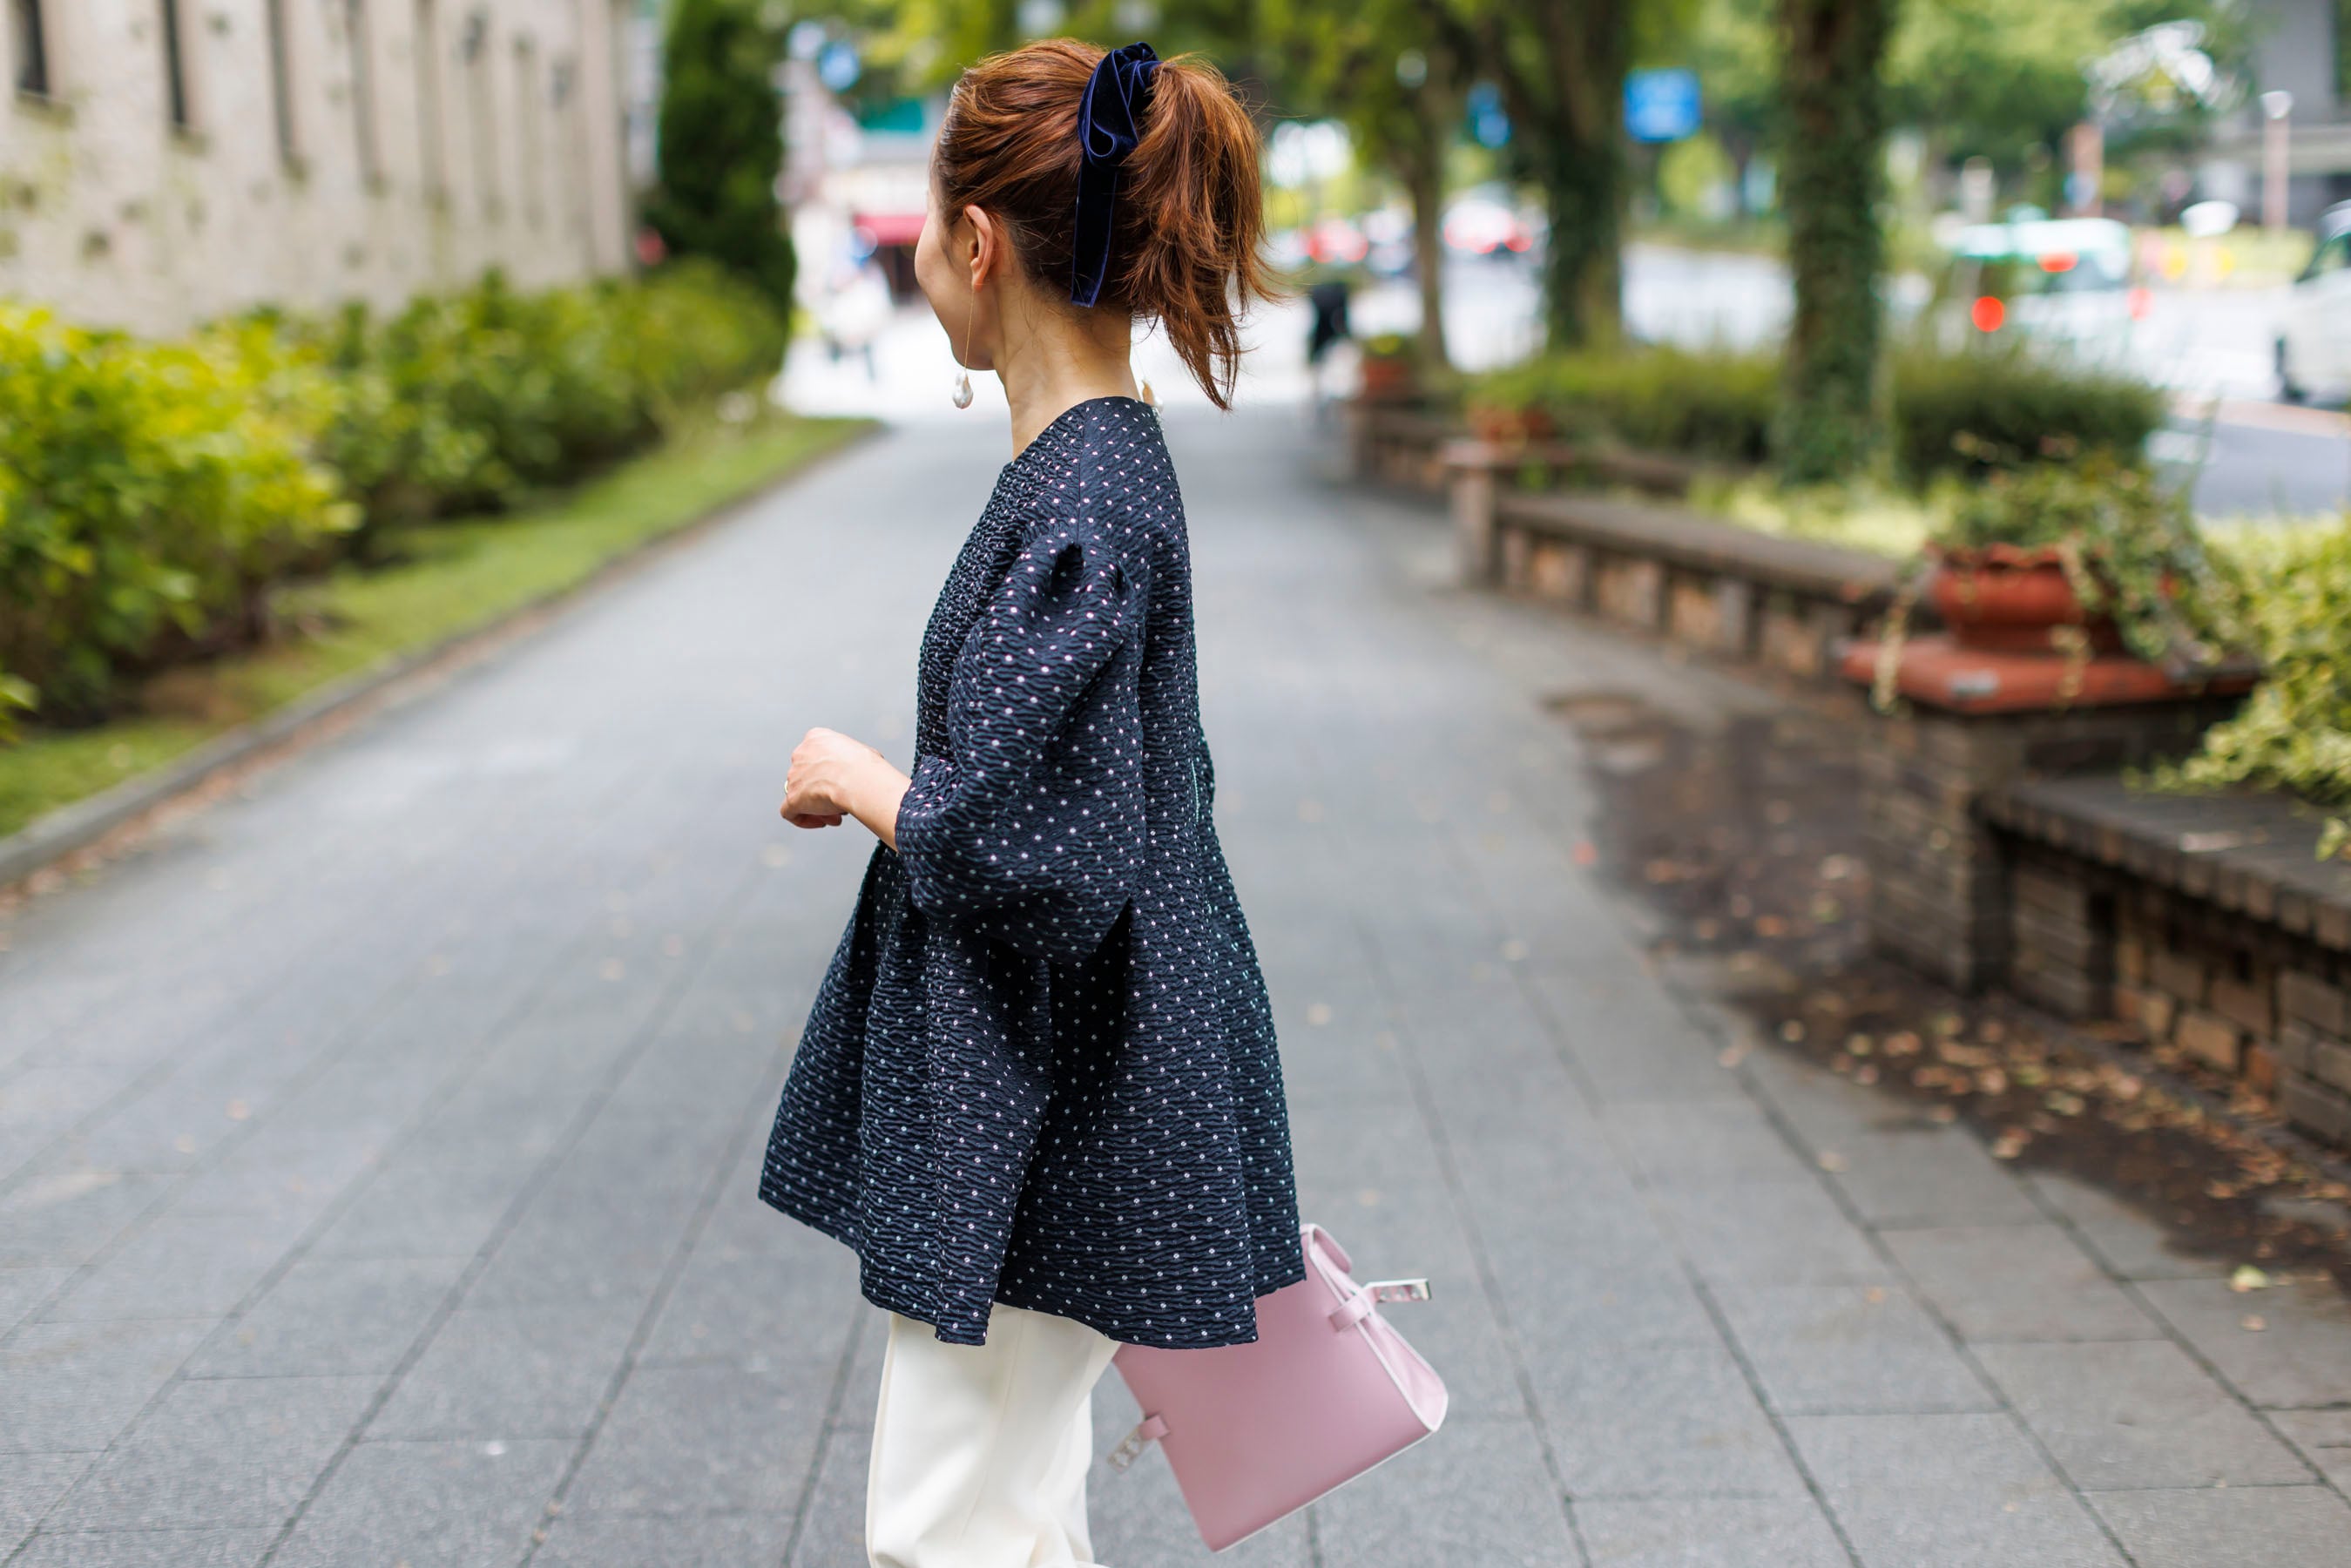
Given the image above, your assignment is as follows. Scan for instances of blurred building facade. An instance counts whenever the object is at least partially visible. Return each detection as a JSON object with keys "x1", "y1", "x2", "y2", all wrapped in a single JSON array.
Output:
[{"x1": 1, "y1": 0, "x2": 637, "y2": 335}]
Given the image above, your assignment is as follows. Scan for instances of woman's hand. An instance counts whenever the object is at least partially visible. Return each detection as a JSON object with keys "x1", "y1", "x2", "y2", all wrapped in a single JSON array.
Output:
[{"x1": 781, "y1": 727, "x2": 913, "y2": 849}]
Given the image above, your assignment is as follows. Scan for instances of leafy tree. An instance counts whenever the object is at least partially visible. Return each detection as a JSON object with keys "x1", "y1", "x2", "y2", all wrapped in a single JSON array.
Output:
[
  {"x1": 645, "y1": 0, "x2": 797, "y2": 317},
  {"x1": 1258, "y1": 1, "x2": 1464, "y2": 371},
  {"x1": 1426, "y1": 0, "x2": 1698, "y2": 350},
  {"x1": 1774, "y1": 0, "x2": 1897, "y2": 483}
]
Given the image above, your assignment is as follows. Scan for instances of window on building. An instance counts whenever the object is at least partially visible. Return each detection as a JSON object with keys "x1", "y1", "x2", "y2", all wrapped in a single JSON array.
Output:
[
  {"x1": 345, "y1": 0, "x2": 379, "y2": 180},
  {"x1": 415, "y1": 0, "x2": 445, "y2": 198},
  {"x1": 10, "y1": 0, "x2": 49, "y2": 98},
  {"x1": 462, "y1": 8, "x2": 498, "y2": 216},
  {"x1": 265, "y1": 0, "x2": 299, "y2": 165},
  {"x1": 514, "y1": 35, "x2": 541, "y2": 226},
  {"x1": 160, "y1": 0, "x2": 193, "y2": 130}
]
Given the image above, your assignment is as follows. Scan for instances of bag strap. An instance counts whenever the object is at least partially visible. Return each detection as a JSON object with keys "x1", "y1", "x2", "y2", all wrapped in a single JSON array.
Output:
[
  {"x1": 1104, "y1": 1413, "x2": 1169, "y2": 1471},
  {"x1": 1327, "y1": 1277, "x2": 1433, "y2": 1332}
]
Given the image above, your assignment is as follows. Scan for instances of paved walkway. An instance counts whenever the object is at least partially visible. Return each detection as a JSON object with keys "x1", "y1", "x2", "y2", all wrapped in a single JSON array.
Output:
[{"x1": 3, "y1": 406, "x2": 2350, "y2": 1568}]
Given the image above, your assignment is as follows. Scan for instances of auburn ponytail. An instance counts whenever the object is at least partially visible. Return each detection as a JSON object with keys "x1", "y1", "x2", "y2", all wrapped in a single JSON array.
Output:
[{"x1": 934, "y1": 40, "x2": 1274, "y2": 409}]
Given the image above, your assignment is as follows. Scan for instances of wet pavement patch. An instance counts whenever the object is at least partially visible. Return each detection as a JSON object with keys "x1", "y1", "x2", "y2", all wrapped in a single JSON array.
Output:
[{"x1": 1546, "y1": 687, "x2": 2351, "y2": 1295}]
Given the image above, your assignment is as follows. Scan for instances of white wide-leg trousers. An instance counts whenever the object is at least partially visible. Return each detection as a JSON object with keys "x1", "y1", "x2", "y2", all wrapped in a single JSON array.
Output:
[{"x1": 866, "y1": 1299, "x2": 1122, "y2": 1568}]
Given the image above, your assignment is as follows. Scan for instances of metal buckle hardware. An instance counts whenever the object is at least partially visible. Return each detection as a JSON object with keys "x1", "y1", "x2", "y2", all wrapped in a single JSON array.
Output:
[
  {"x1": 1366, "y1": 1278, "x2": 1433, "y2": 1303},
  {"x1": 1105, "y1": 1414, "x2": 1167, "y2": 1472}
]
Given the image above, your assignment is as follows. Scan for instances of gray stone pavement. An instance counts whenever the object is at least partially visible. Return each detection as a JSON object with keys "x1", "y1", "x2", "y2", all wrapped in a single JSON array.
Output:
[{"x1": 3, "y1": 404, "x2": 2350, "y2": 1567}]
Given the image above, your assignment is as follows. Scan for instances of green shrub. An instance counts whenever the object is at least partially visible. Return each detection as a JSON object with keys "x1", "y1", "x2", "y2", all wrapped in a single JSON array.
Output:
[
  {"x1": 0, "y1": 306, "x2": 355, "y2": 729},
  {"x1": 1887, "y1": 341, "x2": 2165, "y2": 484},
  {"x1": 1467, "y1": 346, "x2": 1780, "y2": 465},
  {"x1": 2160, "y1": 522, "x2": 2351, "y2": 856},
  {"x1": 0, "y1": 267, "x2": 786, "y2": 734},
  {"x1": 305, "y1": 264, "x2": 786, "y2": 530},
  {"x1": 1466, "y1": 341, "x2": 2167, "y2": 487}
]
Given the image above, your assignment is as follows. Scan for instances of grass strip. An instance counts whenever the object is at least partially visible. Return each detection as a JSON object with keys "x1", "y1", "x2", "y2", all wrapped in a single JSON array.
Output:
[{"x1": 0, "y1": 411, "x2": 872, "y2": 839}]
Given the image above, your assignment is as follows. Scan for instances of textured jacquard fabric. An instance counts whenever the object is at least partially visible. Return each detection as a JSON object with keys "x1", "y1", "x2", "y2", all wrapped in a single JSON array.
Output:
[{"x1": 758, "y1": 396, "x2": 1307, "y2": 1348}]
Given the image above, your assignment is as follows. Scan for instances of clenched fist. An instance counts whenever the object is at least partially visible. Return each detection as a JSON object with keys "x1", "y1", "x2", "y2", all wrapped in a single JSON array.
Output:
[{"x1": 781, "y1": 727, "x2": 911, "y2": 848}]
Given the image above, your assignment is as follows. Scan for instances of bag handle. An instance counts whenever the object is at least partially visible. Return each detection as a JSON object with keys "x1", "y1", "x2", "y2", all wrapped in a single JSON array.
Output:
[{"x1": 1327, "y1": 1277, "x2": 1433, "y2": 1332}]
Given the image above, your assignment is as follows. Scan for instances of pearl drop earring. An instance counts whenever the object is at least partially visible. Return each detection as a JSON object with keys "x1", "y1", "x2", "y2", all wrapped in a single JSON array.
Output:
[{"x1": 952, "y1": 299, "x2": 976, "y2": 410}]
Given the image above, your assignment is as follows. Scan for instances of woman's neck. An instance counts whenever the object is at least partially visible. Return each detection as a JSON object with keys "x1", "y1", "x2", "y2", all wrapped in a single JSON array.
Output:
[{"x1": 991, "y1": 302, "x2": 1141, "y2": 456}]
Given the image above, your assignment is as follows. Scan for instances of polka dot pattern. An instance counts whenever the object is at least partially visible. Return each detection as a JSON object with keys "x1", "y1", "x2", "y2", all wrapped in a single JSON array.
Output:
[{"x1": 758, "y1": 396, "x2": 1307, "y2": 1348}]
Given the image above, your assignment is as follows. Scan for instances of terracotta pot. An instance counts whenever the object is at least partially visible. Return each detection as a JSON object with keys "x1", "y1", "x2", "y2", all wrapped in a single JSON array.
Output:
[
  {"x1": 1926, "y1": 544, "x2": 2128, "y2": 656},
  {"x1": 1466, "y1": 402, "x2": 1557, "y2": 446},
  {"x1": 1359, "y1": 355, "x2": 1415, "y2": 399}
]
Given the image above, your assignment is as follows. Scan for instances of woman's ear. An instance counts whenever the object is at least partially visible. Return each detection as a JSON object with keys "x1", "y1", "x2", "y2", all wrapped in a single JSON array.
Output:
[{"x1": 963, "y1": 205, "x2": 1000, "y2": 291}]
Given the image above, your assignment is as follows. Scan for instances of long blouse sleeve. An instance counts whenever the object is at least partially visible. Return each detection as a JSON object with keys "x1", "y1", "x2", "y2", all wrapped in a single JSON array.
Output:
[{"x1": 892, "y1": 516, "x2": 1150, "y2": 963}]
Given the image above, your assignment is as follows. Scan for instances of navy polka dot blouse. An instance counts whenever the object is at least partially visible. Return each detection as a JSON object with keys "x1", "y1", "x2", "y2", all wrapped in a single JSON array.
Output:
[{"x1": 759, "y1": 395, "x2": 1307, "y2": 1348}]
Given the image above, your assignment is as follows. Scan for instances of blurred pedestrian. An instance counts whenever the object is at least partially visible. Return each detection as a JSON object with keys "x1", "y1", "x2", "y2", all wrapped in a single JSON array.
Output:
[
  {"x1": 763, "y1": 37, "x2": 1303, "y2": 1568},
  {"x1": 816, "y1": 247, "x2": 894, "y2": 382},
  {"x1": 1305, "y1": 267, "x2": 1355, "y2": 417}
]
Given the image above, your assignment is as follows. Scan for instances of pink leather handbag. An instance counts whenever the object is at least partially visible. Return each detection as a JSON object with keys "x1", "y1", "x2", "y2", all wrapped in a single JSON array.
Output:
[{"x1": 1100, "y1": 1221, "x2": 1448, "y2": 1551}]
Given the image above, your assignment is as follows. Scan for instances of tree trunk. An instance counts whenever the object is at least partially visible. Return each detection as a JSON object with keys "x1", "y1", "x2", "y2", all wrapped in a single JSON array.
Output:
[
  {"x1": 1533, "y1": 150, "x2": 1625, "y2": 350},
  {"x1": 1775, "y1": 0, "x2": 1897, "y2": 484},
  {"x1": 1404, "y1": 129, "x2": 1451, "y2": 374},
  {"x1": 1532, "y1": 2, "x2": 1630, "y2": 350}
]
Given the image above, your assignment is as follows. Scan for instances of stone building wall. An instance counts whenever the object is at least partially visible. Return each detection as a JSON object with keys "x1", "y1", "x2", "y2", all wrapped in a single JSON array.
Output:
[{"x1": 1, "y1": 0, "x2": 636, "y2": 335}]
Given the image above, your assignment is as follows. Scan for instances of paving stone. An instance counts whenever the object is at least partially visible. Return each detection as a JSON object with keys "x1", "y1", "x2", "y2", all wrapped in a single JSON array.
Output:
[
  {"x1": 0, "y1": 1452, "x2": 97, "y2": 1555},
  {"x1": 1826, "y1": 1490, "x2": 2127, "y2": 1568},
  {"x1": 43, "y1": 1212, "x2": 309, "y2": 1322},
  {"x1": 0, "y1": 1172, "x2": 174, "y2": 1268},
  {"x1": 1885, "y1": 1225, "x2": 2161, "y2": 1342},
  {"x1": 1713, "y1": 1283, "x2": 1995, "y2": 1415},
  {"x1": 267, "y1": 1436, "x2": 572, "y2": 1568},
  {"x1": 1652, "y1": 1179, "x2": 1890, "y2": 1288},
  {"x1": 1575, "y1": 1497, "x2": 1848, "y2": 1568},
  {"x1": 1312, "y1": 1416, "x2": 1577, "y2": 1566},
  {"x1": 0, "y1": 1318, "x2": 215, "y2": 1453},
  {"x1": 1603, "y1": 1101, "x2": 1811, "y2": 1187},
  {"x1": 2136, "y1": 1275, "x2": 2351, "y2": 1408},
  {"x1": 0, "y1": 1267, "x2": 68, "y2": 1334},
  {"x1": 2270, "y1": 1409, "x2": 2351, "y2": 1490},
  {"x1": 1818, "y1": 1126, "x2": 2044, "y2": 1227},
  {"x1": 45, "y1": 1375, "x2": 375, "y2": 1531},
  {"x1": 638, "y1": 1247, "x2": 860, "y2": 1370},
  {"x1": 1791, "y1": 1412, "x2": 2127, "y2": 1567},
  {"x1": 369, "y1": 1299, "x2": 643, "y2": 1441},
  {"x1": 6, "y1": 1527, "x2": 274, "y2": 1567},
  {"x1": 463, "y1": 1180, "x2": 701, "y2": 1309},
  {"x1": 2091, "y1": 1485, "x2": 2351, "y2": 1568},
  {"x1": 535, "y1": 1511, "x2": 800, "y2": 1567},
  {"x1": 1787, "y1": 1409, "x2": 2073, "y2": 1495},
  {"x1": 301, "y1": 1158, "x2": 535, "y2": 1260},
  {"x1": 184, "y1": 1254, "x2": 471, "y2": 1378},
  {"x1": 1529, "y1": 1339, "x2": 1807, "y2": 1498},
  {"x1": 1975, "y1": 1339, "x2": 2314, "y2": 1490},
  {"x1": 564, "y1": 1363, "x2": 834, "y2": 1515},
  {"x1": 2021, "y1": 1172, "x2": 2230, "y2": 1281},
  {"x1": 782, "y1": 1423, "x2": 874, "y2": 1568}
]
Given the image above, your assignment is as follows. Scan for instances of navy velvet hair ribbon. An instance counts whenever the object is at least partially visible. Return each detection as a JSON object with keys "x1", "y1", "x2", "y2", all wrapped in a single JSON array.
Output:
[{"x1": 1070, "y1": 41, "x2": 1160, "y2": 308}]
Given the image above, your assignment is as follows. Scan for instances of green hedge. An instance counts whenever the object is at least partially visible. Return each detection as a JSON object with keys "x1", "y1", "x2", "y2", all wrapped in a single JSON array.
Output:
[
  {"x1": 2162, "y1": 522, "x2": 2351, "y2": 856},
  {"x1": 1464, "y1": 340, "x2": 2168, "y2": 486},
  {"x1": 1, "y1": 263, "x2": 786, "y2": 735},
  {"x1": 1888, "y1": 343, "x2": 2166, "y2": 483}
]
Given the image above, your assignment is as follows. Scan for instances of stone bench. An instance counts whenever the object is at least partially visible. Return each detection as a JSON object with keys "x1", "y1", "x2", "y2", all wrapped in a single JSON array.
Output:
[{"x1": 1446, "y1": 439, "x2": 1905, "y2": 682}]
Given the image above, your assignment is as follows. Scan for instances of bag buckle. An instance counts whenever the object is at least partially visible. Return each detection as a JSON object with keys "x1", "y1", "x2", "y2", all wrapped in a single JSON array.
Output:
[
  {"x1": 1367, "y1": 1278, "x2": 1432, "y2": 1304},
  {"x1": 1105, "y1": 1413, "x2": 1168, "y2": 1472}
]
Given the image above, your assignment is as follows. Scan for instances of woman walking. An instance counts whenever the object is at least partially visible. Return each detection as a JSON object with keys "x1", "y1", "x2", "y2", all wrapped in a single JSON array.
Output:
[{"x1": 759, "y1": 37, "x2": 1304, "y2": 1567}]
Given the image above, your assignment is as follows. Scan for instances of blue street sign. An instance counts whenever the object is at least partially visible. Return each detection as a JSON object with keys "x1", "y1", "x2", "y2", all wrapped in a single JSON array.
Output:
[
  {"x1": 1625, "y1": 69, "x2": 1701, "y2": 144},
  {"x1": 817, "y1": 40, "x2": 861, "y2": 92},
  {"x1": 1466, "y1": 82, "x2": 1510, "y2": 149}
]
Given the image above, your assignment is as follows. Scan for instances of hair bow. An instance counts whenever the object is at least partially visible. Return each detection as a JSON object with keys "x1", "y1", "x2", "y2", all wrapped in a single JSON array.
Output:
[{"x1": 1070, "y1": 41, "x2": 1160, "y2": 308}]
